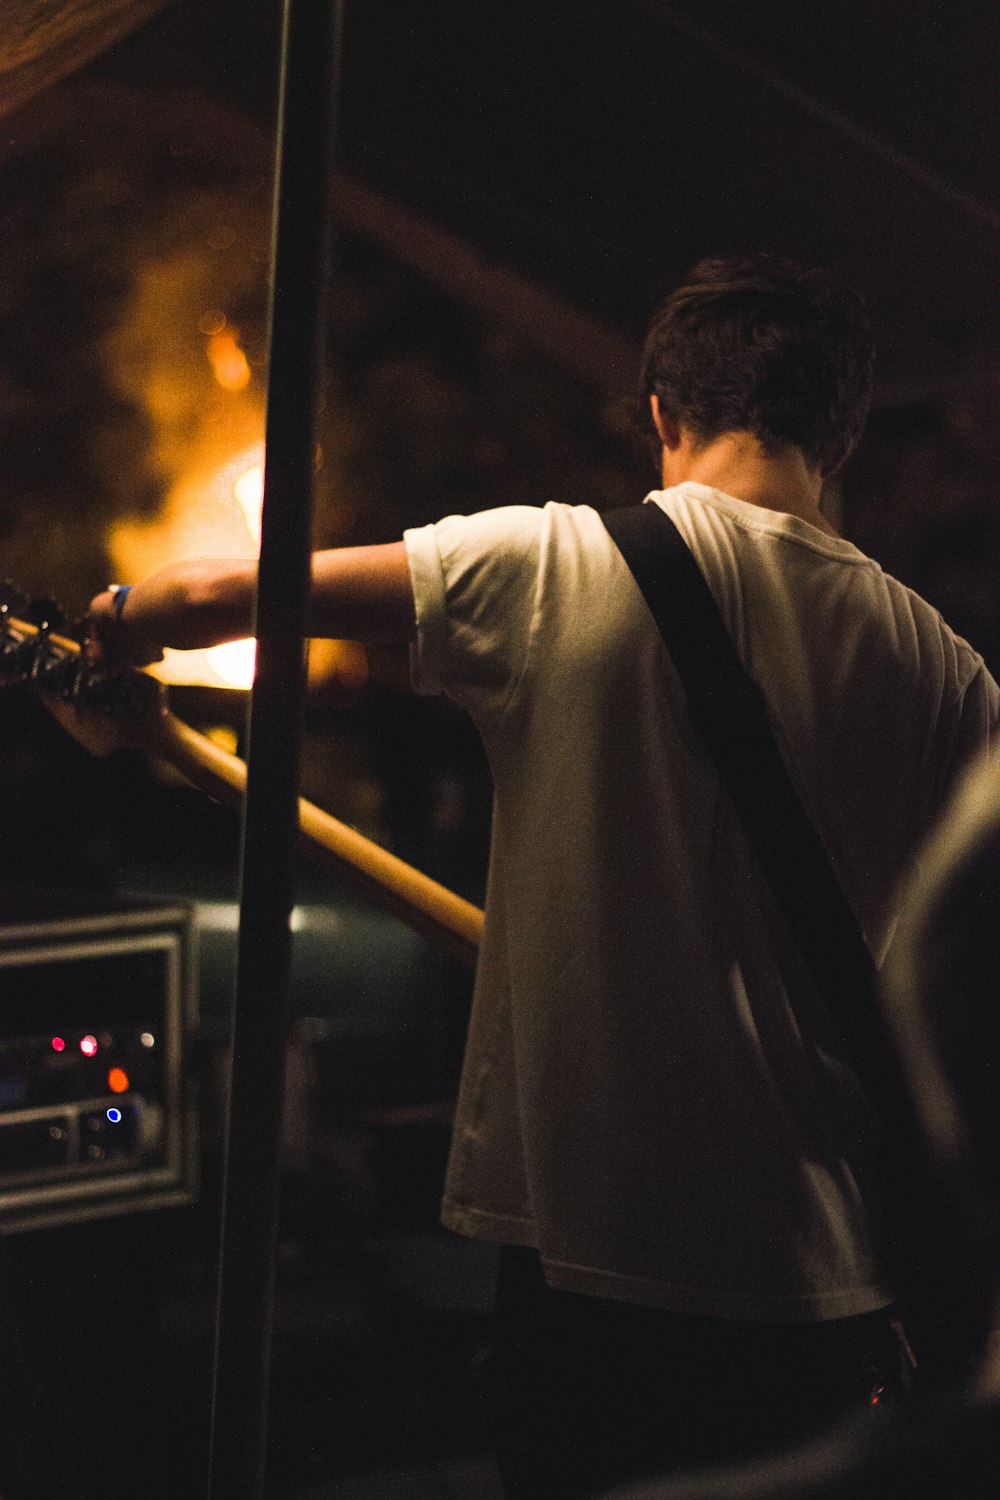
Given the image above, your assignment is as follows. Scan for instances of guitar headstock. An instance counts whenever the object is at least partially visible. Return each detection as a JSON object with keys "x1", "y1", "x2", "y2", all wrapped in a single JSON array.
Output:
[{"x1": 0, "y1": 582, "x2": 166, "y2": 755}]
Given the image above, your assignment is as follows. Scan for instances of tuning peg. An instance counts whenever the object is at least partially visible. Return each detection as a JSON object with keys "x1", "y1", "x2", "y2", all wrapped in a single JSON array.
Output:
[
  {"x1": 0, "y1": 636, "x2": 40, "y2": 677},
  {"x1": 0, "y1": 586, "x2": 67, "y2": 633},
  {"x1": 0, "y1": 581, "x2": 31, "y2": 616},
  {"x1": 24, "y1": 596, "x2": 67, "y2": 632}
]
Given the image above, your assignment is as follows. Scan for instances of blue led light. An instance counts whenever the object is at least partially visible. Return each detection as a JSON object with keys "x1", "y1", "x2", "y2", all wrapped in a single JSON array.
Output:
[{"x1": 106, "y1": 1108, "x2": 122, "y2": 1124}]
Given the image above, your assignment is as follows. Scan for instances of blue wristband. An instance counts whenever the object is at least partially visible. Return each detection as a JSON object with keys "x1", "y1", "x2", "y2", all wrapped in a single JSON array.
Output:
[{"x1": 109, "y1": 585, "x2": 132, "y2": 621}]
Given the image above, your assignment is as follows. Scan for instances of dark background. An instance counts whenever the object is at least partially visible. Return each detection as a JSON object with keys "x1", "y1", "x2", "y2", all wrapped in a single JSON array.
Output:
[
  {"x1": 0, "y1": 3, "x2": 998, "y2": 1496},
  {"x1": 97, "y1": 0, "x2": 1000, "y2": 389}
]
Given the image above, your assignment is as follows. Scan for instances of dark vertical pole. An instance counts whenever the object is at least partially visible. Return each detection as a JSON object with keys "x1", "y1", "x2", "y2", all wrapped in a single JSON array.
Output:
[{"x1": 207, "y1": 3, "x2": 343, "y2": 1497}]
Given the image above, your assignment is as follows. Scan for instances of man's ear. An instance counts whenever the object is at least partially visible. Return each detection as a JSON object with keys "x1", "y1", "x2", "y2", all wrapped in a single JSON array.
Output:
[{"x1": 649, "y1": 393, "x2": 680, "y2": 451}]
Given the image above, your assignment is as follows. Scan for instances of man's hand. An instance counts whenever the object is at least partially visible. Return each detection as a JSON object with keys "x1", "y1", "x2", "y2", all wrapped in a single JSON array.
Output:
[
  {"x1": 84, "y1": 559, "x2": 258, "y2": 666},
  {"x1": 86, "y1": 586, "x2": 165, "y2": 668}
]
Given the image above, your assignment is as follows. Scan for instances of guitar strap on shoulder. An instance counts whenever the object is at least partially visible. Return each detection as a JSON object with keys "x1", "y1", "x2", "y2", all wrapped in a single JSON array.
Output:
[
  {"x1": 600, "y1": 501, "x2": 910, "y2": 1127},
  {"x1": 601, "y1": 500, "x2": 979, "y2": 1380}
]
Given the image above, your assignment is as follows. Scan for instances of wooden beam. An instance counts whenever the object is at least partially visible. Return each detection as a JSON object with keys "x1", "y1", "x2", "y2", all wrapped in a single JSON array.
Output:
[{"x1": 0, "y1": 0, "x2": 167, "y2": 120}]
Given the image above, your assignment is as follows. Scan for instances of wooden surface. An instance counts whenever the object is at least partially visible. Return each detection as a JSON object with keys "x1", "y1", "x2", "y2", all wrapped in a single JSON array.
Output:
[{"x1": 0, "y1": 0, "x2": 167, "y2": 118}]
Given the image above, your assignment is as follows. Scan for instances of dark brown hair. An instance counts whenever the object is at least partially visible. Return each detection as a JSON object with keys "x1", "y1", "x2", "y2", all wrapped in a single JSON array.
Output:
[{"x1": 639, "y1": 255, "x2": 875, "y2": 475}]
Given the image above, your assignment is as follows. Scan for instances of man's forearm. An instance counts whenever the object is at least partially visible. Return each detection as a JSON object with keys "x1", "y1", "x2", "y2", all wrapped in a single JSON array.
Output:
[{"x1": 88, "y1": 542, "x2": 417, "y2": 663}]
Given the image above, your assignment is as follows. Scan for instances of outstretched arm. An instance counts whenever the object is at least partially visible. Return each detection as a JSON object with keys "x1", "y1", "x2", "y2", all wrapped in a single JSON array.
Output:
[{"x1": 87, "y1": 542, "x2": 417, "y2": 662}]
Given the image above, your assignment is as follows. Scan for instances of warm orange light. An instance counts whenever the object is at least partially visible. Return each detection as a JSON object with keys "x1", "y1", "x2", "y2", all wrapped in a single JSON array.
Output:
[
  {"x1": 111, "y1": 444, "x2": 265, "y2": 689},
  {"x1": 207, "y1": 329, "x2": 251, "y2": 391},
  {"x1": 206, "y1": 637, "x2": 257, "y2": 689},
  {"x1": 233, "y1": 461, "x2": 264, "y2": 546},
  {"x1": 107, "y1": 1068, "x2": 130, "y2": 1094},
  {"x1": 307, "y1": 638, "x2": 369, "y2": 693}
]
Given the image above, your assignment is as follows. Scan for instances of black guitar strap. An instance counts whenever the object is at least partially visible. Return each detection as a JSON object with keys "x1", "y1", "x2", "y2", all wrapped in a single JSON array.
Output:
[{"x1": 600, "y1": 501, "x2": 911, "y2": 1128}]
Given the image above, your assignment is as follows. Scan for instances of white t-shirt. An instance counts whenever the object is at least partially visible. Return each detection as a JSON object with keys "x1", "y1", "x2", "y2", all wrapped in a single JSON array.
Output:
[{"x1": 403, "y1": 483, "x2": 999, "y2": 1321}]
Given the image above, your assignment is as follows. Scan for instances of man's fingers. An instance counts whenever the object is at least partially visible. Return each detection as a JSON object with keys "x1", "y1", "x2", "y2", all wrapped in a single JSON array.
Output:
[{"x1": 84, "y1": 590, "x2": 164, "y2": 668}]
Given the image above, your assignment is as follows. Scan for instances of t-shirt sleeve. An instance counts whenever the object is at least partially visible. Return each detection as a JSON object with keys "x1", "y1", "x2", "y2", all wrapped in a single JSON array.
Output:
[{"x1": 403, "y1": 505, "x2": 546, "y2": 716}]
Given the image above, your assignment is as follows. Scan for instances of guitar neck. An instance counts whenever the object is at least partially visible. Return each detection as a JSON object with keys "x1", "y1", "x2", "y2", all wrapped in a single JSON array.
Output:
[
  {"x1": 3, "y1": 608, "x2": 482, "y2": 966},
  {"x1": 147, "y1": 711, "x2": 483, "y2": 967}
]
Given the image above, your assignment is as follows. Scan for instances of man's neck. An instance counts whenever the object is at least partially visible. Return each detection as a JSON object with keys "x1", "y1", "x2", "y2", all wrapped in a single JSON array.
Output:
[{"x1": 660, "y1": 431, "x2": 839, "y2": 539}]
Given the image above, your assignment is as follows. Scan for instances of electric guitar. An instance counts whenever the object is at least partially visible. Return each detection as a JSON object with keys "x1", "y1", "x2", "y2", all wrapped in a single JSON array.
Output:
[{"x1": 0, "y1": 586, "x2": 483, "y2": 967}]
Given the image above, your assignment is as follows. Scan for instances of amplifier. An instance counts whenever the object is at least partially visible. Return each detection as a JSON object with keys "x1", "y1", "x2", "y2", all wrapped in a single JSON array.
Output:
[{"x1": 0, "y1": 888, "x2": 198, "y2": 1232}]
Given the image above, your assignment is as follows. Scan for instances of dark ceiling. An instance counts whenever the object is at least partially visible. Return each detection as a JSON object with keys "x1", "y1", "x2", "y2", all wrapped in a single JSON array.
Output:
[{"x1": 52, "y1": 0, "x2": 1000, "y2": 401}]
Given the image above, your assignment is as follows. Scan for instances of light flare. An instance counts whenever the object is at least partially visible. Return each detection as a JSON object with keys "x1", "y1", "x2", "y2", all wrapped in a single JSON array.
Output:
[
  {"x1": 207, "y1": 329, "x2": 251, "y2": 391},
  {"x1": 111, "y1": 445, "x2": 264, "y2": 688},
  {"x1": 233, "y1": 462, "x2": 264, "y2": 547},
  {"x1": 205, "y1": 637, "x2": 258, "y2": 690}
]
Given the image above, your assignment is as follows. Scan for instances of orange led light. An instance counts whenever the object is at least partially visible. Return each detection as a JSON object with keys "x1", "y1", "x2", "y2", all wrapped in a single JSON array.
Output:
[{"x1": 107, "y1": 1068, "x2": 130, "y2": 1094}]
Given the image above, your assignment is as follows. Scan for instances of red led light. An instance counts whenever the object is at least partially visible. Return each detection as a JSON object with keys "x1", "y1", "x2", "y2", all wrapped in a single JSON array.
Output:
[
  {"x1": 79, "y1": 1035, "x2": 99, "y2": 1058},
  {"x1": 50, "y1": 1037, "x2": 66, "y2": 1053}
]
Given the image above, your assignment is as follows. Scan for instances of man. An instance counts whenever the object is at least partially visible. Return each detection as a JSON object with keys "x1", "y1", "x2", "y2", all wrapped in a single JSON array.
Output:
[{"x1": 88, "y1": 256, "x2": 999, "y2": 1496}]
